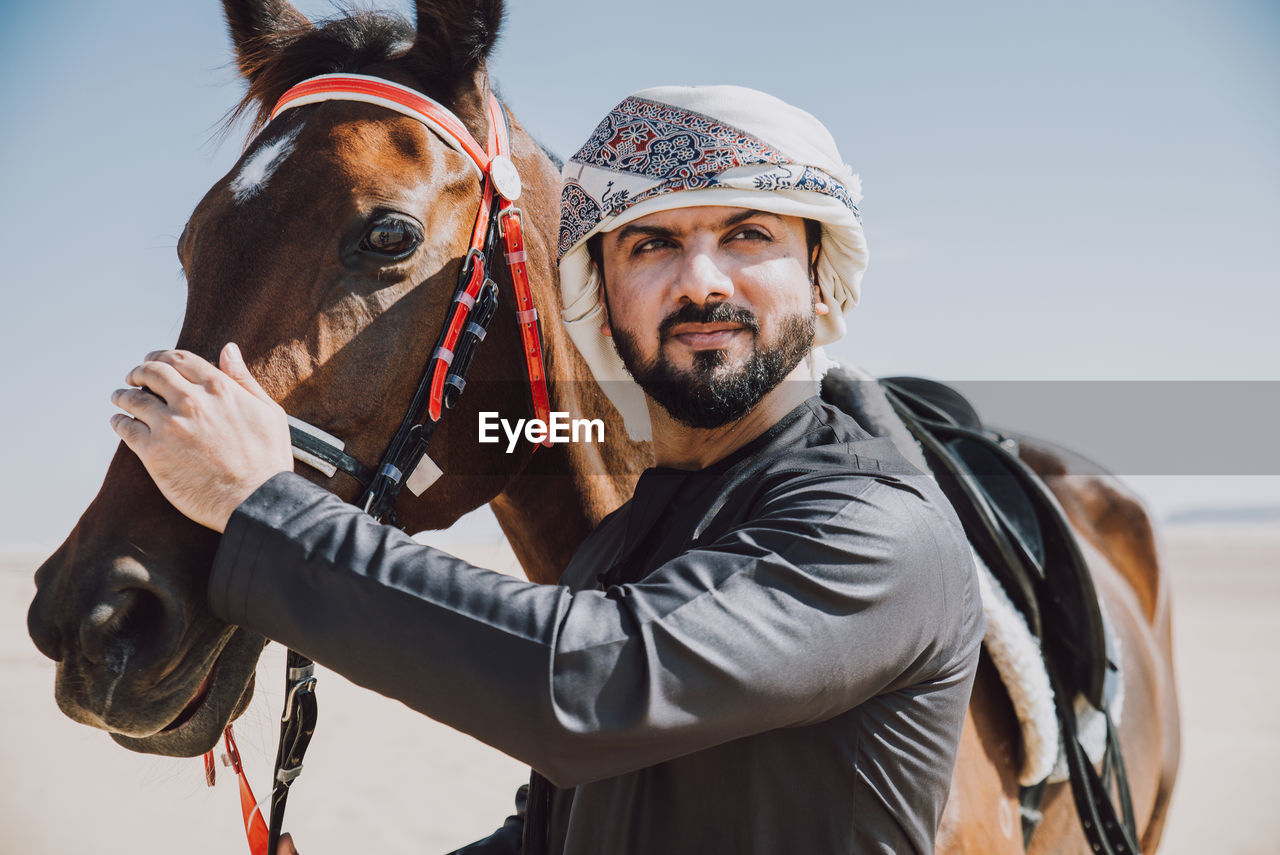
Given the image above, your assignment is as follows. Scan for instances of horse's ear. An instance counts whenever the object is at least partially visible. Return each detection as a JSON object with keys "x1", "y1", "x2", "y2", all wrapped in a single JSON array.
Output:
[
  {"x1": 408, "y1": 0, "x2": 504, "y2": 95},
  {"x1": 222, "y1": 0, "x2": 313, "y2": 82}
]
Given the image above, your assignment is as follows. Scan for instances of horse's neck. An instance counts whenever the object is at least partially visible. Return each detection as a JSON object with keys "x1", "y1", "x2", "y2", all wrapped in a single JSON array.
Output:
[
  {"x1": 489, "y1": 345, "x2": 651, "y2": 585},
  {"x1": 490, "y1": 420, "x2": 647, "y2": 584}
]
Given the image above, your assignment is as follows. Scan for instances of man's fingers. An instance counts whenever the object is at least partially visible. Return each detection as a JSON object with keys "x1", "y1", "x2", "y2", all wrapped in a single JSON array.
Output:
[
  {"x1": 111, "y1": 387, "x2": 167, "y2": 424},
  {"x1": 219, "y1": 342, "x2": 276, "y2": 404},
  {"x1": 277, "y1": 832, "x2": 299, "y2": 854},
  {"x1": 124, "y1": 360, "x2": 189, "y2": 402},
  {"x1": 144, "y1": 349, "x2": 223, "y2": 387},
  {"x1": 109, "y1": 413, "x2": 150, "y2": 446}
]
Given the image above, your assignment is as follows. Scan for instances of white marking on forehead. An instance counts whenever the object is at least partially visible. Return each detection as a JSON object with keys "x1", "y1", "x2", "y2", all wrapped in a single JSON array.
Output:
[{"x1": 230, "y1": 124, "x2": 304, "y2": 204}]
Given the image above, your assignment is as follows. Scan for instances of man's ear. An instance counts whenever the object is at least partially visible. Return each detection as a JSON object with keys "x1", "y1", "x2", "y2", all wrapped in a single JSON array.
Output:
[
  {"x1": 597, "y1": 274, "x2": 613, "y2": 338},
  {"x1": 810, "y1": 243, "x2": 832, "y2": 316}
]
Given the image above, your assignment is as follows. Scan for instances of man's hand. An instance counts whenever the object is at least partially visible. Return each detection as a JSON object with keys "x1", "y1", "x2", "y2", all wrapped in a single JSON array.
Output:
[{"x1": 110, "y1": 343, "x2": 293, "y2": 533}]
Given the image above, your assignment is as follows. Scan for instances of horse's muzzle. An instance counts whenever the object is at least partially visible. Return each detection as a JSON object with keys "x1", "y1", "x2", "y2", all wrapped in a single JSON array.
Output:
[{"x1": 29, "y1": 541, "x2": 263, "y2": 754}]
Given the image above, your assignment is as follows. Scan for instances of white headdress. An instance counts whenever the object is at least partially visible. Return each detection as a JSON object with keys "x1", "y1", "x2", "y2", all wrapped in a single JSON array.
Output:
[{"x1": 558, "y1": 85, "x2": 868, "y2": 440}]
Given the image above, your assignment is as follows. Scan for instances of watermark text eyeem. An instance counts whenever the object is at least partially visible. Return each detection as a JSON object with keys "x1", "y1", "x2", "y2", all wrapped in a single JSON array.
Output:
[{"x1": 479, "y1": 411, "x2": 604, "y2": 453}]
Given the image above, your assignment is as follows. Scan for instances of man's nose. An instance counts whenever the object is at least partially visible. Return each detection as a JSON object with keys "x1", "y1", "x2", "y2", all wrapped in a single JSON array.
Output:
[{"x1": 673, "y1": 250, "x2": 734, "y2": 304}]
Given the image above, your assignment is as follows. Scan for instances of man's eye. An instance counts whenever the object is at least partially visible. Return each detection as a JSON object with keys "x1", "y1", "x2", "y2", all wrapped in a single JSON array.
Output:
[
  {"x1": 730, "y1": 227, "x2": 770, "y2": 241},
  {"x1": 634, "y1": 238, "x2": 671, "y2": 254},
  {"x1": 360, "y1": 214, "x2": 423, "y2": 259}
]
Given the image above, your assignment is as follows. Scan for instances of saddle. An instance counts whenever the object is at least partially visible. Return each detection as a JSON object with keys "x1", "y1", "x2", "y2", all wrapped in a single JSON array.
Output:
[{"x1": 820, "y1": 366, "x2": 1139, "y2": 854}]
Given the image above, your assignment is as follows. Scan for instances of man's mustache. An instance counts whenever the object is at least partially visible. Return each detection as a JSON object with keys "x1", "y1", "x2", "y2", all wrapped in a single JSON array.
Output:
[{"x1": 658, "y1": 303, "x2": 760, "y2": 341}]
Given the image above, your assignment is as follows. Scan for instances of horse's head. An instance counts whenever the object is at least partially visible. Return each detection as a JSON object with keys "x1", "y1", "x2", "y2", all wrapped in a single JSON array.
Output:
[{"x1": 27, "y1": 0, "x2": 581, "y2": 758}]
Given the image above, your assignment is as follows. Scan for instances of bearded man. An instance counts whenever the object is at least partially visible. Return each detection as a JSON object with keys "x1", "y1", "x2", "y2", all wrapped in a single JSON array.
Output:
[{"x1": 111, "y1": 85, "x2": 983, "y2": 855}]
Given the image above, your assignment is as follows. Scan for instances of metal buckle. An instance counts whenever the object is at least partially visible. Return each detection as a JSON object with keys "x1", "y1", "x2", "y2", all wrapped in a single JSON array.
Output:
[
  {"x1": 498, "y1": 205, "x2": 522, "y2": 237},
  {"x1": 282, "y1": 674, "x2": 317, "y2": 724},
  {"x1": 460, "y1": 246, "x2": 485, "y2": 280}
]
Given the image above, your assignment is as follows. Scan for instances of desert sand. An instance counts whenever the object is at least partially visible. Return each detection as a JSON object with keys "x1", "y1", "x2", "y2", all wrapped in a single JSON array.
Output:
[{"x1": 2, "y1": 526, "x2": 1276, "y2": 854}]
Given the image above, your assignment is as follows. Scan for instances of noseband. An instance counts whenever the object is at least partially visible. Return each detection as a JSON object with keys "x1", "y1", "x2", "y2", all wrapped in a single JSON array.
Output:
[{"x1": 203, "y1": 73, "x2": 554, "y2": 855}]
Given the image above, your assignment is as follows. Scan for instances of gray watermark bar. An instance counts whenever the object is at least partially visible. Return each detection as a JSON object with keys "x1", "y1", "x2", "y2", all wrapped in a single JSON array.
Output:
[
  {"x1": 451, "y1": 379, "x2": 1280, "y2": 476},
  {"x1": 881, "y1": 379, "x2": 1280, "y2": 476}
]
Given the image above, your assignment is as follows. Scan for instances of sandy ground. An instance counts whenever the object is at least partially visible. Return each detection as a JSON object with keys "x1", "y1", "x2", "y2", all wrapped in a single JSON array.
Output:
[{"x1": 2, "y1": 526, "x2": 1276, "y2": 854}]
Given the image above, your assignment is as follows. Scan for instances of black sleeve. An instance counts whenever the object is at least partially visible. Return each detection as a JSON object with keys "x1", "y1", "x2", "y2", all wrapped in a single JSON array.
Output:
[{"x1": 209, "y1": 471, "x2": 972, "y2": 788}]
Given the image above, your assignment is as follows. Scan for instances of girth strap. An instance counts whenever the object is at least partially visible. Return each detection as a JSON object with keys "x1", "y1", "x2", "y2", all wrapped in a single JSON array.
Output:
[{"x1": 1052, "y1": 670, "x2": 1140, "y2": 854}]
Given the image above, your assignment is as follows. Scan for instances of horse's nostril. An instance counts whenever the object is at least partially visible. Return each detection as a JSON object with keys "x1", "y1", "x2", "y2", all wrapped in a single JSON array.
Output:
[
  {"x1": 120, "y1": 587, "x2": 166, "y2": 640},
  {"x1": 79, "y1": 586, "x2": 169, "y2": 668}
]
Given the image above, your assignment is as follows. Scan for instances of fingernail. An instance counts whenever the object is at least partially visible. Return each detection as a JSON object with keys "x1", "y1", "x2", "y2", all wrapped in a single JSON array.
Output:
[{"x1": 227, "y1": 342, "x2": 243, "y2": 363}]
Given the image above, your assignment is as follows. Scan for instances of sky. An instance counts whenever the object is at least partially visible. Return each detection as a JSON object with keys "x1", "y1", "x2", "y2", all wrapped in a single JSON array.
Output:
[{"x1": 1, "y1": 0, "x2": 1277, "y2": 550}]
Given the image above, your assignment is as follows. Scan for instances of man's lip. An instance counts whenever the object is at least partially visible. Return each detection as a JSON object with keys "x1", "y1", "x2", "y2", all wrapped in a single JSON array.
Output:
[
  {"x1": 668, "y1": 322, "x2": 742, "y2": 336},
  {"x1": 667, "y1": 324, "x2": 745, "y2": 348}
]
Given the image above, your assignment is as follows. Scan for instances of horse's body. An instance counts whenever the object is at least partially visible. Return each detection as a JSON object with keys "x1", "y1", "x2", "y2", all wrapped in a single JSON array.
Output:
[{"x1": 27, "y1": 1, "x2": 1177, "y2": 851}]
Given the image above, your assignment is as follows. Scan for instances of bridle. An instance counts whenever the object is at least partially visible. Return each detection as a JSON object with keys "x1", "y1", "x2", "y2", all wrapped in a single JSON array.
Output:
[
  {"x1": 278, "y1": 73, "x2": 553, "y2": 524},
  {"x1": 199, "y1": 72, "x2": 553, "y2": 855}
]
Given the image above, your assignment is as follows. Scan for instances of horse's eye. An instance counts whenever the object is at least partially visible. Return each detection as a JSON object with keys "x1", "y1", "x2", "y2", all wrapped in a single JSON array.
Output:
[{"x1": 360, "y1": 214, "x2": 422, "y2": 259}]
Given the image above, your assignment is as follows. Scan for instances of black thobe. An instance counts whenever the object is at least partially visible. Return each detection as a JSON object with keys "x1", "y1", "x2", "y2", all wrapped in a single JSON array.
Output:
[{"x1": 208, "y1": 397, "x2": 984, "y2": 854}]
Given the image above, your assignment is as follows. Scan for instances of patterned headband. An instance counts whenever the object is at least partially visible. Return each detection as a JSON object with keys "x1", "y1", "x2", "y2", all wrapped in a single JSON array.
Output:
[{"x1": 558, "y1": 95, "x2": 860, "y2": 261}]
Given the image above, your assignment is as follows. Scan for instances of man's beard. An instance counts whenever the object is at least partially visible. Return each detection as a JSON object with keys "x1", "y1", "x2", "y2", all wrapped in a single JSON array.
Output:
[{"x1": 609, "y1": 301, "x2": 815, "y2": 430}]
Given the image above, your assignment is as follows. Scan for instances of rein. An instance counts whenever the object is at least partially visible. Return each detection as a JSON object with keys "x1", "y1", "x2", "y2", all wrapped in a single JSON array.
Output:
[{"x1": 201, "y1": 72, "x2": 552, "y2": 855}]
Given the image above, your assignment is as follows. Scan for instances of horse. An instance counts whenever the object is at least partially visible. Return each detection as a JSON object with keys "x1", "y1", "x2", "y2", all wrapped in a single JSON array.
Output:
[{"x1": 26, "y1": 1, "x2": 1179, "y2": 852}]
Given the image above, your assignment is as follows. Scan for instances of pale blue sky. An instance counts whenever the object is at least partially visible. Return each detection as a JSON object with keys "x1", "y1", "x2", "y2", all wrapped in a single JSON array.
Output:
[{"x1": 1, "y1": 0, "x2": 1277, "y2": 549}]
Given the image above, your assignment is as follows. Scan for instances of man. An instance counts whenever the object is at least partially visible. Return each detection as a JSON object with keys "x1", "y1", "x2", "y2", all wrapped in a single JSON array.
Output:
[{"x1": 110, "y1": 86, "x2": 983, "y2": 854}]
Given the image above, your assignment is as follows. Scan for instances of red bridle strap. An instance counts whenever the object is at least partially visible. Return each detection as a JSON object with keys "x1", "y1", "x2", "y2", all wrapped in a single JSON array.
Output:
[
  {"x1": 424, "y1": 102, "x2": 499, "y2": 424},
  {"x1": 271, "y1": 74, "x2": 489, "y2": 175},
  {"x1": 490, "y1": 98, "x2": 551, "y2": 433}
]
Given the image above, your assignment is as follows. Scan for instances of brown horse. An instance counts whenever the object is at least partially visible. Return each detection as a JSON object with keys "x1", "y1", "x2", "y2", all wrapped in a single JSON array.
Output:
[{"x1": 26, "y1": 1, "x2": 1178, "y2": 852}]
